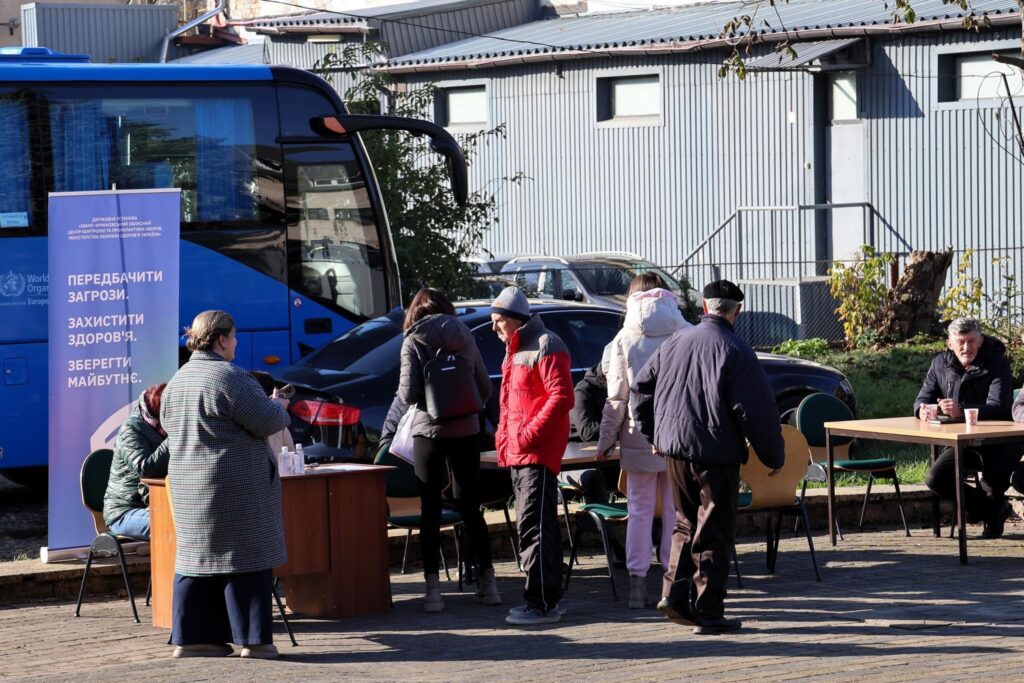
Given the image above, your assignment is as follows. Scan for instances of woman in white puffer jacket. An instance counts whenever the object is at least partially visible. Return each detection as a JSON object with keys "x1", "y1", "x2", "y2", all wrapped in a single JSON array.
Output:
[{"x1": 597, "y1": 275, "x2": 691, "y2": 608}]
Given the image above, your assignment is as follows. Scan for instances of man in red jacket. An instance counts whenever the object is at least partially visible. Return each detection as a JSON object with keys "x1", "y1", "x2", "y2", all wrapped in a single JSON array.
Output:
[{"x1": 491, "y1": 286, "x2": 575, "y2": 625}]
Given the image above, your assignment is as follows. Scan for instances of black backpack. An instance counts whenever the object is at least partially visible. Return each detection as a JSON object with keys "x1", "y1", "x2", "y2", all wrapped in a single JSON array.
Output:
[{"x1": 422, "y1": 348, "x2": 484, "y2": 420}]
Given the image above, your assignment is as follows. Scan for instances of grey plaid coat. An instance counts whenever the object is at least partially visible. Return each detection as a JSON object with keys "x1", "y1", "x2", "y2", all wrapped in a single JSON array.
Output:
[{"x1": 161, "y1": 350, "x2": 289, "y2": 576}]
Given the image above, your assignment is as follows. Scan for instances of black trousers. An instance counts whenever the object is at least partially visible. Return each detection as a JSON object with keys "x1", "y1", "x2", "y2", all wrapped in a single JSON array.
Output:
[
  {"x1": 170, "y1": 570, "x2": 273, "y2": 646},
  {"x1": 662, "y1": 458, "x2": 739, "y2": 620},
  {"x1": 413, "y1": 435, "x2": 492, "y2": 576},
  {"x1": 925, "y1": 446, "x2": 1020, "y2": 521},
  {"x1": 512, "y1": 464, "x2": 564, "y2": 612}
]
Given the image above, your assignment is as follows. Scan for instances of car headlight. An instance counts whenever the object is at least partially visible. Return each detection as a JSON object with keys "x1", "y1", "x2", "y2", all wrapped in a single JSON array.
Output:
[{"x1": 836, "y1": 378, "x2": 855, "y2": 401}]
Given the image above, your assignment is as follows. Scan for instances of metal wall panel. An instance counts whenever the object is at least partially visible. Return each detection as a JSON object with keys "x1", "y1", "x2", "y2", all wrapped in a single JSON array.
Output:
[{"x1": 22, "y1": 4, "x2": 182, "y2": 63}]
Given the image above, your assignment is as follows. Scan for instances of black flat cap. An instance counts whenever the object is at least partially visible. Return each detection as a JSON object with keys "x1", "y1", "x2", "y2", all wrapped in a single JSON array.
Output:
[{"x1": 702, "y1": 279, "x2": 744, "y2": 302}]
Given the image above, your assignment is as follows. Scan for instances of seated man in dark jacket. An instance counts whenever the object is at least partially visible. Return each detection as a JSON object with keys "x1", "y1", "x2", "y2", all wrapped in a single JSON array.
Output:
[
  {"x1": 914, "y1": 317, "x2": 1017, "y2": 539},
  {"x1": 103, "y1": 384, "x2": 170, "y2": 539},
  {"x1": 563, "y1": 357, "x2": 612, "y2": 505},
  {"x1": 1012, "y1": 389, "x2": 1024, "y2": 496}
]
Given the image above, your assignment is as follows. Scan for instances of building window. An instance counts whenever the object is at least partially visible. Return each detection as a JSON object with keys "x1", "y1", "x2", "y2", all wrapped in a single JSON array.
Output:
[
  {"x1": 829, "y1": 72, "x2": 858, "y2": 121},
  {"x1": 436, "y1": 85, "x2": 487, "y2": 129},
  {"x1": 597, "y1": 75, "x2": 660, "y2": 122},
  {"x1": 954, "y1": 52, "x2": 1024, "y2": 101}
]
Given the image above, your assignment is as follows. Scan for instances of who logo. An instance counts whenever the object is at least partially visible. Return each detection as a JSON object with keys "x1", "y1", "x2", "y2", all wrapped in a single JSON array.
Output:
[{"x1": 0, "y1": 270, "x2": 26, "y2": 298}]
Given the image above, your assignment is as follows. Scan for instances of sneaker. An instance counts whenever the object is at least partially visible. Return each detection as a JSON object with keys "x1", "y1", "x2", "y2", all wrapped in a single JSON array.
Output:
[
  {"x1": 505, "y1": 606, "x2": 562, "y2": 626},
  {"x1": 240, "y1": 644, "x2": 279, "y2": 660},
  {"x1": 509, "y1": 600, "x2": 565, "y2": 618},
  {"x1": 172, "y1": 643, "x2": 234, "y2": 658},
  {"x1": 508, "y1": 603, "x2": 530, "y2": 617},
  {"x1": 693, "y1": 616, "x2": 742, "y2": 635},
  {"x1": 656, "y1": 597, "x2": 695, "y2": 626}
]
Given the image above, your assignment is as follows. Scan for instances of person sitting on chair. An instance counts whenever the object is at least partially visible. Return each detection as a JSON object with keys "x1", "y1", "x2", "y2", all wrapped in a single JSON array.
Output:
[
  {"x1": 914, "y1": 317, "x2": 1016, "y2": 539},
  {"x1": 102, "y1": 383, "x2": 170, "y2": 540}
]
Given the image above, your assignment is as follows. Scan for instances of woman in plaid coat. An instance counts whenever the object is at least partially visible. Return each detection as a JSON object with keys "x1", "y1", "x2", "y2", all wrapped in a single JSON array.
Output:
[{"x1": 161, "y1": 310, "x2": 290, "y2": 659}]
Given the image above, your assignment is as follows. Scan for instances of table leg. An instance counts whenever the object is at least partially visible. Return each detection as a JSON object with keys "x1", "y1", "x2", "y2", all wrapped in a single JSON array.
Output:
[
  {"x1": 930, "y1": 445, "x2": 940, "y2": 537},
  {"x1": 827, "y1": 429, "x2": 836, "y2": 547},
  {"x1": 953, "y1": 443, "x2": 968, "y2": 565}
]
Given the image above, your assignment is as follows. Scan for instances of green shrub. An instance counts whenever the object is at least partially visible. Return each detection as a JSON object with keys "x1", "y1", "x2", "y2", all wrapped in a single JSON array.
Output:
[
  {"x1": 828, "y1": 246, "x2": 894, "y2": 348},
  {"x1": 771, "y1": 338, "x2": 830, "y2": 358}
]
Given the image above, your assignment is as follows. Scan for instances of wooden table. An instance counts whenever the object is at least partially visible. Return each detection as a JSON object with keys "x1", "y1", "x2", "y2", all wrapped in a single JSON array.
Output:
[
  {"x1": 144, "y1": 463, "x2": 394, "y2": 628},
  {"x1": 823, "y1": 417, "x2": 1024, "y2": 564},
  {"x1": 480, "y1": 441, "x2": 618, "y2": 469}
]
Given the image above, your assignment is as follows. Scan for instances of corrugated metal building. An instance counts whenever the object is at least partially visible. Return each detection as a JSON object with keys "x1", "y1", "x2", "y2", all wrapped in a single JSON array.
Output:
[
  {"x1": 21, "y1": 3, "x2": 184, "y2": 63},
  {"x1": 227, "y1": 0, "x2": 542, "y2": 96},
  {"x1": 379, "y1": 0, "x2": 1023, "y2": 344}
]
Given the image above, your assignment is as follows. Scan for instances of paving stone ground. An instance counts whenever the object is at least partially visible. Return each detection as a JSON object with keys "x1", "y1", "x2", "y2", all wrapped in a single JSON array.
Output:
[{"x1": 2, "y1": 527, "x2": 1023, "y2": 682}]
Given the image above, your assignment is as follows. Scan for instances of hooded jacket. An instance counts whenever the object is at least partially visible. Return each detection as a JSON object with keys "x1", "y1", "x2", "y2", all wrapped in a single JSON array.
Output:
[
  {"x1": 597, "y1": 288, "x2": 690, "y2": 472},
  {"x1": 398, "y1": 313, "x2": 492, "y2": 439},
  {"x1": 102, "y1": 404, "x2": 170, "y2": 527},
  {"x1": 913, "y1": 335, "x2": 1013, "y2": 420},
  {"x1": 631, "y1": 314, "x2": 784, "y2": 469},
  {"x1": 495, "y1": 314, "x2": 575, "y2": 474}
]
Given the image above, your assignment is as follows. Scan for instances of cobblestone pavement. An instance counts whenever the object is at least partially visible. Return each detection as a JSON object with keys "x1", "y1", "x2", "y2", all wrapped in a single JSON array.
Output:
[
  {"x1": 0, "y1": 476, "x2": 46, "y2": 562},
  {"x1": 3, "y1": 528, "x2": 1024, "y2": 682}
]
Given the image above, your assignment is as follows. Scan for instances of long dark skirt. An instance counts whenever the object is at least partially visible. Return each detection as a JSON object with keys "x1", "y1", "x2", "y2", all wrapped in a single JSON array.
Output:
[{"x1": 170, "y1": 569, "x2": 274, "y2": 646}]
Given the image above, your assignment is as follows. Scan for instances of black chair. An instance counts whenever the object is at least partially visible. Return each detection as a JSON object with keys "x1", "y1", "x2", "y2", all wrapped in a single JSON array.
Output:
[{"x1": 75, "y1": 448, "x2": 147, "y2": 623}]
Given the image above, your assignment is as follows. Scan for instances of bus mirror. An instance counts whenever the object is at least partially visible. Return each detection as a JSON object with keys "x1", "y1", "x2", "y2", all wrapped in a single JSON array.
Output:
[{"x1": 315, "y1": 115, "x2": 469, "y2": 206}]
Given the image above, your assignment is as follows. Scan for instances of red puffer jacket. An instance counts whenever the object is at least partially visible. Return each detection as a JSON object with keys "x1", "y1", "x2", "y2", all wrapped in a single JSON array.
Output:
[{"x1": 495, "y1": 315, "x2": 574, "y2": 474}]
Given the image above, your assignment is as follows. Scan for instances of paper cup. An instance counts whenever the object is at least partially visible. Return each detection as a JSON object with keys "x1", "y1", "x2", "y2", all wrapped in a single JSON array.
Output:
[
  {"x1": 965, "y1": 408, "x2": 979, "y2": 427},
  {"x1": 925, "y1": 404, "x2": 939, "y2": 421}
]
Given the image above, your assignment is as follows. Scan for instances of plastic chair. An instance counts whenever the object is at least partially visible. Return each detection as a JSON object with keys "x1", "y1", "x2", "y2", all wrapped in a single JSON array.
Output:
[
  {"x1": 796, "y1": 393, "x2": 910, "y2": 537},
  {"x1": 573, "y1": 470, "x2": 631, "y2": 600},
  {"x1": 734, "y1": 425, "x2": 823, "y2": 586},
  {"x1": 75, "y1": 449, "x2": 148, "y2": 623},
  {"x1": 374, "y1": 444, "x2": 464, "y2": 591}
]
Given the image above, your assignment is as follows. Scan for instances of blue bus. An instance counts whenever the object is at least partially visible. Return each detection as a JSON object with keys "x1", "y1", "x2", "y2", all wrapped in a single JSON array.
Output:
[{"x1": 0, "y1": 47, "x2": 466, "y2": 484}]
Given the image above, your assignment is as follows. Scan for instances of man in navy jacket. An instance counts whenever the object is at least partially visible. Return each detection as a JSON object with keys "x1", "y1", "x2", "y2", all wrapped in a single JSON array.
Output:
[
  {"x1": 914, "y1": 317, "x2": 1017, "y2": 538},
  {"x1": 632, "y1": 280, "x2": 783, "y2": 635}
]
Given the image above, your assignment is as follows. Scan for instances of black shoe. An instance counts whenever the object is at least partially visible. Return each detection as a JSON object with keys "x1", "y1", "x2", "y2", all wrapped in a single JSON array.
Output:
[
  {"x1": 693, "y1": 616, "x2": 742, "y2": 635},
  {"x1": 981, "y1": 500, "x2": 1012, "y2": 539},
  {"x1": 656, "y1": 597, "x2": 695, "y2": 626}
]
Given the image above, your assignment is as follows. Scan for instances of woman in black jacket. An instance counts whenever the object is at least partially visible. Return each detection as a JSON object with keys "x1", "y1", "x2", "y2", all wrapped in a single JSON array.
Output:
[{"x1": 398, "y1": 288, "x2": 497, "y2": 612}]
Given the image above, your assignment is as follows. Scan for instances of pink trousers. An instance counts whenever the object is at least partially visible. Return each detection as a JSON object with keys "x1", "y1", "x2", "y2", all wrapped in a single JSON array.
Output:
[{"x1": 625, "y1": 470, "x2": 676, "y2": 578}]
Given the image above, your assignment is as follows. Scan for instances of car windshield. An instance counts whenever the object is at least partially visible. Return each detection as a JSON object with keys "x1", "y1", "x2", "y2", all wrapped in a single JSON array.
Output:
[
  {"x1": 573, "y1": 261, "x2": 686, "y2": 297},
  {"x1": 296, "y1": 312, "x2": 403, "y2": 373}
]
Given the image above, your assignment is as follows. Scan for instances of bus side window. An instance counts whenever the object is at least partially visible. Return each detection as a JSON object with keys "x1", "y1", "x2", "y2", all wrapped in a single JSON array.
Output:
[{"x1": 0, "y1": 92, "x2": 35, "y2": 235}]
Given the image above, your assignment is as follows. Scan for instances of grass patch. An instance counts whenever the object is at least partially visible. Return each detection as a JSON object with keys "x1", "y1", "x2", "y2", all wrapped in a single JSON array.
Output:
[{"x1": 796, "y1": 339, "x2": 945, "y2": 485}]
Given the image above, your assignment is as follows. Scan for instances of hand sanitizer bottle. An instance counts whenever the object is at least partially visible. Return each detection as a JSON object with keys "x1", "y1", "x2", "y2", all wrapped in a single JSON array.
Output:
[
  {"x1": 296, "y1": 443, "x2": 305, "y2": 470},
  {"x1": 279, "y1": 446, "x2": 291, "y2": 475}
]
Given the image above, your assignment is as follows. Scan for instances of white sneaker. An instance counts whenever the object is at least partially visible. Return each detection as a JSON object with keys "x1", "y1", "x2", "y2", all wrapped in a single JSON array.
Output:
[{"x1": 505, "y1": 606, "x2": 561, "y2": 626}]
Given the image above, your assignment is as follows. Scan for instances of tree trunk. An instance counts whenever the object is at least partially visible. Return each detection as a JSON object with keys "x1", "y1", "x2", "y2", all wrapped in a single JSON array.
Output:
[{"x1": 875, "y1": 249, "x2": 954, "y2": 342}]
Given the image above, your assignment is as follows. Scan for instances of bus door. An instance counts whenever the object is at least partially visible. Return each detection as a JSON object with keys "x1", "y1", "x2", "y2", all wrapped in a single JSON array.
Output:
[{"x1": 283, "y1": 142, "x2": 391, "y2": 361}]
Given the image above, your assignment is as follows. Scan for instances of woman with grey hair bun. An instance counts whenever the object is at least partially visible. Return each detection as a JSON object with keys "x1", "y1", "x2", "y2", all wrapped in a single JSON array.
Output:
[{"x1": 161, "y1": 310, "x2": 291, "y2": 659}]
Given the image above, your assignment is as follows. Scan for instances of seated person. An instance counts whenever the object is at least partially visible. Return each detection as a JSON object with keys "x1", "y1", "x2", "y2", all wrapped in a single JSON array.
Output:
[
  {"x1": 250, "y1": 371, "x2": 296, "y2": 455},
  {"x1": 914, "y1": 318, "x2": 1017, "y2": 538},
  {"x1": 102, "y1": 384, "x2": 170, "y2": 539},
  {"x1": 563, "y1": 355, "x2": 612, "y2": 505}
]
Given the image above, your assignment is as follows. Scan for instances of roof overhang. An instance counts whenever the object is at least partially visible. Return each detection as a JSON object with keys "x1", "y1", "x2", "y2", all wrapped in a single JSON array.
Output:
[
  {"x1": 745, "y1": 37, "x2": 869, "y2": 72},
  {"x1": 248, "y1": 23, "x2": 372, "y2": 36},
  {"x1": 380, "y1": 11, "x2": 1021, "y2": 74}
]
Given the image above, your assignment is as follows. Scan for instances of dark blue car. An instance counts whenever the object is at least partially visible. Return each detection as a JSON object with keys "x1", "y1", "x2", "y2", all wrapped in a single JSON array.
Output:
[{"x1": 271, "y1": 301, "x2": 856, "y2": 462}]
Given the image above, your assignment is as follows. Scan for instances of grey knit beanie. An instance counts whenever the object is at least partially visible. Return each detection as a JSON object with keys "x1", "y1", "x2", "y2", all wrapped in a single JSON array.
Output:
[{"x1": 491, "y1": 286, "x2": 531, "y2": 322}]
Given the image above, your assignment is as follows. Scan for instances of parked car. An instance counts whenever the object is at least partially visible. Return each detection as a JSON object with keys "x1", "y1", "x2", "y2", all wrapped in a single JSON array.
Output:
[
  {"x1": 271, "y1": 301, "x2": 856, "y2": 462},
  {"x1": 497, "y1": 252, "x2": 699, "y2": 319}
]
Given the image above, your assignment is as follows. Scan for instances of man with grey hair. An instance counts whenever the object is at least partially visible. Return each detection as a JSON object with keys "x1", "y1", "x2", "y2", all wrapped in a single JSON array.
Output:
[
  {"x1": 632, "y1": 280, "x2": 784, "y2": 635},
  {"x1": 914, "y1": 317, "x2": 1018, "y2": 538}
]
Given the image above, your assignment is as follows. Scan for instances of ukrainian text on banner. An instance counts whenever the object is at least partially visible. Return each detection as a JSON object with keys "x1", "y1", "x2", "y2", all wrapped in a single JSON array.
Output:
[{"x1": 48, "y1": 189, "x2": 180, "y2": 551}]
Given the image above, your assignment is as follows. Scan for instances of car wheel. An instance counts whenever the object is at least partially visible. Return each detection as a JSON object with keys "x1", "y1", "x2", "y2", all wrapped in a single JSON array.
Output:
[{"x1": 776, "y1": 394, "x2": 809, "y2": 427}]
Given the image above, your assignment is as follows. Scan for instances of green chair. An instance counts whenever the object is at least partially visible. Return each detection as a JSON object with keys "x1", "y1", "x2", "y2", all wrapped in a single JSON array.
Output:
[
  {"x1": 573, "y1": 470, "x2": 630, "y2": 600},
  {"x1": 374, "y1": 444, "x2": 463, "y2": 590},
  {"x1": 796, "y1": 393, "x2": 910, "y2": 537},
  {"x1": 74, "y1": 448, "x2": 146, "y2": 623}
]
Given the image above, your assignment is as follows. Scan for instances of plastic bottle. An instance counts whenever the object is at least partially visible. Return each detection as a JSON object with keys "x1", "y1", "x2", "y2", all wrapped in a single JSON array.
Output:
[
  {"x1": 279, "y1": 446, "x2": 291, "y2": 475},
  {"x1": 296, "y1": 443, "x2": 305, "y2": 470}
]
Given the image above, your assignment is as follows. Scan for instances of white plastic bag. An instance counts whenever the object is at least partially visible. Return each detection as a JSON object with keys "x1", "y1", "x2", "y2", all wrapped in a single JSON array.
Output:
[{"x1": 389, "y1": 407, "x2": 416, "y2": 463}]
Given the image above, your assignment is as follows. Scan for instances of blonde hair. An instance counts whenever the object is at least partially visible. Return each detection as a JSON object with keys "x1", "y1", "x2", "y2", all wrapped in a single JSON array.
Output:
[{"x1": 185, "y1": 310, "x2": 235, "y2": 352}]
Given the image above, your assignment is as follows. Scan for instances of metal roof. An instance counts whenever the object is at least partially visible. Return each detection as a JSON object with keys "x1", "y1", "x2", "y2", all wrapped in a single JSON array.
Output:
[
  {"x1": 172, "y1": 43, "x2": 268, "y2": 65},
  {"x1": 386, "y1": 0, "x2": 1021, "y2": 68},
  {"x1": 744, "y1": 37, "x2": 862, "y2": 71},
  {"x1": 245, "y1": 0, "x2": 519, "y2": 30}
]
